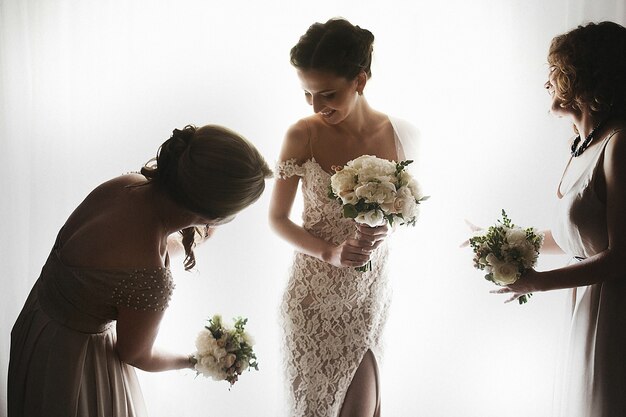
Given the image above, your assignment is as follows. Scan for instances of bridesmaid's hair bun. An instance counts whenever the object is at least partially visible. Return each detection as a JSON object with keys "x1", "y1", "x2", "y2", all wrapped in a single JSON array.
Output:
[
  {"x1": 141, "y1": 124, "x2": 273, "y2": 270},
  {"x1": 290, "y1": 17, "x2": 375, "y2": 80},
  {"x1": 145, "y1": 125, "x2": 197, "y2": 184}
]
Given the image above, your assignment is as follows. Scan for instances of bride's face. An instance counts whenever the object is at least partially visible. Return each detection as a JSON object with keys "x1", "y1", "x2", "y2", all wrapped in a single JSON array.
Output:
[{"x1": 297, "y1": 69, "x2": 360, "y2": 125}]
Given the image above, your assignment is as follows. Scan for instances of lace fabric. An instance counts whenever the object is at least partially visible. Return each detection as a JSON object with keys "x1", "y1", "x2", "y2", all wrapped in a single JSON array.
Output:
[{"x1": 277, "y1": 158, "x2": 391, "y2": 416}]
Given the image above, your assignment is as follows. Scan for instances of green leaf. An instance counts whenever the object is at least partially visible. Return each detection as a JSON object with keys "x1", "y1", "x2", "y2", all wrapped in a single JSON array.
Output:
[{"x1": 343, "y1": 204, "x2": 358, "y2": 218}]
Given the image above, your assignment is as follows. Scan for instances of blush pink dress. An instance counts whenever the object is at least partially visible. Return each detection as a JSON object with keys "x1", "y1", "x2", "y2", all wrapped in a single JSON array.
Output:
[{"x1": 8, "y1": 230, "x2": 174, "y2": 417}]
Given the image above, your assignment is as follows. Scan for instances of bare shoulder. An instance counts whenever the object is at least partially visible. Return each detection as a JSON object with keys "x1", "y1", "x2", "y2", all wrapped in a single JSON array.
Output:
[
  {"x1": 280, "y1": 117, "x2": 316, "y2": 163},
  {"x1": 93, "y1": 173, "x2": 147, "y2": 194},
  {"x1": 59, "y1": 174, "x2": 162, "y2": 269},
  {"x1": 603, "y1": 124, "x2": 626, "y2": 177},
  {"x1": 605, "y1": 124, "x2": 626, "y2": 156}
]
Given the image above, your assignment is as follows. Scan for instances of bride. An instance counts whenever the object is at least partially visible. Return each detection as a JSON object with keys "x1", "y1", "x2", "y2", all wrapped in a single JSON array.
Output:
[{"x1": 269, "y1": 18, "x2": 420, "y2": 417}]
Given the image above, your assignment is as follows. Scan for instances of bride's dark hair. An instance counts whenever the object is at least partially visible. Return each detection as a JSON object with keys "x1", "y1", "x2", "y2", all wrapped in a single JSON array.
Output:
[
  {"x1": 141, "y1": 124, "x2": 272, "y2": 270},
  {"x1": 290, "y1": 17, "x2": 375, "y2": 80}
]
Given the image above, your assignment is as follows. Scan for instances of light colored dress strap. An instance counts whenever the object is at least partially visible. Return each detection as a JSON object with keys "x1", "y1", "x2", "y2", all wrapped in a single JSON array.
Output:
[{"x1": 305, "y1": 119, "x2": 314, "y2": 160}]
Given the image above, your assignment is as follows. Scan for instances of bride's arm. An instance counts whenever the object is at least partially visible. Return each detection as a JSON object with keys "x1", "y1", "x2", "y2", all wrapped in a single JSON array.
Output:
[
  {"x1": 268, "y1": 122, "x2": 377, "y2": 268},
  {"x1": 504, "y1": 132, "x2": 626, "y2": 297}
]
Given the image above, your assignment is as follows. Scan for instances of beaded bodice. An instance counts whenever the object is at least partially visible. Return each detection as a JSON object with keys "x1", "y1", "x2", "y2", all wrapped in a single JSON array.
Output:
[{"x1": 36, "y1": 248, "x2": 174, "y2": 333}]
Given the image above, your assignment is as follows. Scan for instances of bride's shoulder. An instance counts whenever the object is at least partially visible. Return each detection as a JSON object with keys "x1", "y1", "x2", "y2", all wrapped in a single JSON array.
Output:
[{"x1": 280, "y1": 117, "x2": 317, "y2": 163}]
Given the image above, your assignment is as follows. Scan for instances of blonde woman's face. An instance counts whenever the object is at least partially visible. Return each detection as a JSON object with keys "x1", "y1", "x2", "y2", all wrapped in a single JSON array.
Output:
[{"x1": 545, "y1": 66, "x2": 571, "y2": 117}]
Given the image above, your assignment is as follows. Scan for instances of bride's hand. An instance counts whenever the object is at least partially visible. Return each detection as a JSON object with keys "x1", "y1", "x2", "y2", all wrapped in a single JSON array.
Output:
[
  {"x1": 324, "y1": 238, "x2": 377, "y2": 268},
  {"x1": 323, "y1": 224, "x2": 388, "y2": 268},
  {"x1": 355, "y1": 223, "x2": 389, "y2": 250},
  {"x1": 460, "y1": 219, "x2": 483, "y2": 248}
]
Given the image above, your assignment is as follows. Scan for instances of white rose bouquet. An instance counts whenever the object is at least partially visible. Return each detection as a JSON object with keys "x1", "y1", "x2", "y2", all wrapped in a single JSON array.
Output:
[
  {"x1": 469, "y1": 210, "x2": 544, "y2": 304},
  {"x1": 329, "y1": 155, "x2": 428, "y2": 271},
  {"x1": 192, "y1": 315, "x2": 258, "y2": 386}
]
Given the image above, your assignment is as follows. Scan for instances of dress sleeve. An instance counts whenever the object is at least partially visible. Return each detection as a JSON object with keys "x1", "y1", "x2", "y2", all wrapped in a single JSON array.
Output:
[
  {"x1": 276, "y1": 158, "x2": 305, "y2": 179},
  {"x1": 111, "y1": 268, "x2": 175, "y2": 311}
]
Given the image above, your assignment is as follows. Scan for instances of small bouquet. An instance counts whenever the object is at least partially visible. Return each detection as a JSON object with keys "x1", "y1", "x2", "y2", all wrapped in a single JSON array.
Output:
[
  {"x1": 329, "y1": 154, "x2": 428, "y2": 271},
  {"x1": 469, "y1": 210, "x2": 544, "y2": 304},
  {"x1": 192, "y1": 315, "x2": 258, "y2": 386}
]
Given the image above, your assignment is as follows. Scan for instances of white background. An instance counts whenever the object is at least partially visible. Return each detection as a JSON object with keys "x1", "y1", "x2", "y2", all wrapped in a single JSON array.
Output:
[{"x1": 1, "y1": 1, "x2": 625, "y2": 416}]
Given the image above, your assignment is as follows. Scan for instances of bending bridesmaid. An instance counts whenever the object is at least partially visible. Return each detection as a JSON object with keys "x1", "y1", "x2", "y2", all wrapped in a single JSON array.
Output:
[
  {"x1": 8, "y1": 125, "x2": 272, "y2": 417},
  {"x1": 269, "y1": 18, "x2": 420, "y2": 417},
  {"x1": 495, "y1": 21, "x2": 626, "y2": 417}
]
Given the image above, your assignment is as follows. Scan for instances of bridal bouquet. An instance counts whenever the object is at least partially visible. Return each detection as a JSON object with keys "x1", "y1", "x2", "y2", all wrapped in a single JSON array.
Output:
[
  {"x1": 469, "y1": 210, "x2": 544, "y2": 304},
  {"x1": 329, "y1": 155, "x2": 428, "y2": 271},
  {"x1": 192, "y1": 315, "x2": 258, "y2": 386}
]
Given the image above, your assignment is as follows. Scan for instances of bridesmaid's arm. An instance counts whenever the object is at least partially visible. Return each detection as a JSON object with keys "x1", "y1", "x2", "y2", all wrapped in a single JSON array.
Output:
[
  {"x1": 115, "y1": 307, "x2": 193, "y2": 372},
  {"x1": 504, "y1": 132, "x2": 626, "y2": 297}
]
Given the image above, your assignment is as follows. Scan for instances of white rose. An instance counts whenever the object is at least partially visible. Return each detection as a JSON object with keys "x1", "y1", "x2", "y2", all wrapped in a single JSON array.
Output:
[
  {"x1": 492, "y1": 262, "x2": 520, "y2": 285},
  {"x1": 393, "y1": 186, "x2": 418, "y2": 219},
  {"x1": 355, "y1": 209, "x2": 386, "y2": 227},
  {"x1": 486, "y1": 253, "x2": 519, "y2": 285},
  {"x1": 330, "y1": 167, "x2": 358, "y2": 195}
]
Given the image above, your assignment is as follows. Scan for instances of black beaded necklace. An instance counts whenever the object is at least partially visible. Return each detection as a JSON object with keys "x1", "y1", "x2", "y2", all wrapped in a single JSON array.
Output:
[{"x1": 570, "y1": 117, "x2": 610, "y2": 157}]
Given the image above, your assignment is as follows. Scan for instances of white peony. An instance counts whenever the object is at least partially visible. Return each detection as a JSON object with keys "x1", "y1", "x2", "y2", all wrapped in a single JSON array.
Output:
[
  {"x1": 347, "y1": 155, "x2": 396, "y2": 182},
  {"x1": 330, "y1": 167, "x2": 358, "y2": 195},
  {"x1": 339, "y1": 190, "x2": 359, "y2": 205},
  {"x1": 355, "y1": 209, "x2": 386, "y2": 227},
  {"x1": 195, "y1": 329, "x2": 218, "y2": 355},
  {"x1": 505, "y1": 227, "x2": 527, "y2": 246},
  {"x1": 354, "y1": 181, "x2": 396, "y2": 205}
]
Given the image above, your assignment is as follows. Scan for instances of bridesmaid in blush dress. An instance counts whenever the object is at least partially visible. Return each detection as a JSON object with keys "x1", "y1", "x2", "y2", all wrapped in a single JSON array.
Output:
[
  {"x1": 495, "y1": 21, "x2": 626, "y2": 417},
  {"x1": 8, "y1": 124, "x2": 272, "y2": 417}
]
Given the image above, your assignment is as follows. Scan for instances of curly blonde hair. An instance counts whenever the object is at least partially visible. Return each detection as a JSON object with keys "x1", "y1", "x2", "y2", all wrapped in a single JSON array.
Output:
[{"x1": 548, "y1": 21, "x2": 626, "y2": 118}]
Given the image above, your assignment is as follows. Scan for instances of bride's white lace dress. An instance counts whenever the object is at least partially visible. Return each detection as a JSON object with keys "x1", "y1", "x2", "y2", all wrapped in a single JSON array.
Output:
[{"x1": 277, "y1": 117, "x2": 418, "y2": 416}]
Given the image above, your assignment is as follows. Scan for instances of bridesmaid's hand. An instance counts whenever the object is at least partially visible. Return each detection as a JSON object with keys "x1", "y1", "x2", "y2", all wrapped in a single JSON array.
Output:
[
  {"x1": 460, "y1": 219, "x2": 483, "y2": 248},
  {"x1": 491, "y1": 269, "x2": 541, "y2": 303}
]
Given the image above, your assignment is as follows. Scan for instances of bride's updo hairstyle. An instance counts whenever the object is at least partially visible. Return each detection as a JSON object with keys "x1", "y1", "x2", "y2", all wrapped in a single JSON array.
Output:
[
  {"x1": 142, "y1": 124, "x2": 272, "y2": 269},
  {"x1": 548, "y1": 21, "x2": 626, "y2": 118},
  {"x1": 290, "y1": 17, "x2": 375, "y2": 80}
]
